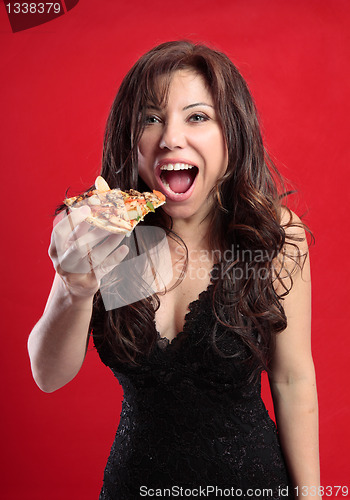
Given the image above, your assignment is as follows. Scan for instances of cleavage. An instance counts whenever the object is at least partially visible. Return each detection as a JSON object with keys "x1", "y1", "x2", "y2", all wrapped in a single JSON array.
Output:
[{"x1": 154, "y1": 266, "x2": 213, "y2": 343}]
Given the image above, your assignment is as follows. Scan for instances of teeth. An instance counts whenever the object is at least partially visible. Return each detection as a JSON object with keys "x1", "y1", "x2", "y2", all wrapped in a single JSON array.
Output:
[
  {"x1": 160, "y1": 163, "x2": 194, "y2": 171},
  {"x1": 161, "y1": 177, "x2": 182, "y2": 196}
]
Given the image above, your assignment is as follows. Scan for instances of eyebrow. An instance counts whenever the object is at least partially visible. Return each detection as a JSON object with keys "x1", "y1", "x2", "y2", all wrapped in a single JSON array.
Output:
[
  {"x1": 183, "y1": 102, "x2": 214, "y2": 110},
  {"x1": 146, "y1": 102, "x2": 214, "y2": 111}
]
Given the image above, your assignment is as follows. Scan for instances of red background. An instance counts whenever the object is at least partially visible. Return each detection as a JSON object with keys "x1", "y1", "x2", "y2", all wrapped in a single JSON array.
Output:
[{"x1": 1, "y1": 1, "x2": 349, "y2": 498}]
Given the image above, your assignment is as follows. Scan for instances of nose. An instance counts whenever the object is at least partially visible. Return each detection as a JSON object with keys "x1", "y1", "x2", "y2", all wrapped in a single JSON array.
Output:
[{"x1": 159, "y1": 119, "x2": 186, "y2": 150}]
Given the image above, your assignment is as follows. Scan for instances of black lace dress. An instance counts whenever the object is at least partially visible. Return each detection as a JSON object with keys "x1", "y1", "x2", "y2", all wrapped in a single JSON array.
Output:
[{"x1": 93, "y1": 271, "x2": 293, "y2": 500}]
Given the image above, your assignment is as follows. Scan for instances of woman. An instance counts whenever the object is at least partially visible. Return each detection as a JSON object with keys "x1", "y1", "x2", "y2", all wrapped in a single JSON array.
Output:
[{"x1": 28, "y1": 41, "x2": 320, "y2": 499}]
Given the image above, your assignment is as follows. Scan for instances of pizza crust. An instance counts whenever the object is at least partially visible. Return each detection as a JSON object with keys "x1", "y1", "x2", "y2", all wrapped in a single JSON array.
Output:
[{"x1": 84, "y1": 215, "x2": 133, "y2": 234}]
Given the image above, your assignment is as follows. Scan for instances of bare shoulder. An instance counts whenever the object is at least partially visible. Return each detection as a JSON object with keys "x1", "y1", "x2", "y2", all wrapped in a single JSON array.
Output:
[
  {"x1": 269, "y1": 207, "x2": 313, "y2": 381},
  {"x1": 273, "y1": 206, "x2": 311, "y2": 295},
  {"x1": 280, "y1": 206, "x2": 308, "y2": 244}
]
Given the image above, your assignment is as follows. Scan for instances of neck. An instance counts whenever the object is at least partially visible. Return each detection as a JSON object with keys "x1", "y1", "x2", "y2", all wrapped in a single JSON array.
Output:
[{"x1": 171, "y1": 213, "x2": 211, "y2": 251}]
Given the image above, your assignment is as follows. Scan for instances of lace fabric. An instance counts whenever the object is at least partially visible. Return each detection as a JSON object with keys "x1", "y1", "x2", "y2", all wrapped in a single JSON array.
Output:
[{"x1": 93, "y1": 268, "x2": 293, "y2": 500}]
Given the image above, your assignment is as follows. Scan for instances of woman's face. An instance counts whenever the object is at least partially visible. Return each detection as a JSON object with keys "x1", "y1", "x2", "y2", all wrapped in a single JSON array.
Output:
[{"x1": 137, "y1": 69, "x2": 228, "y2": 222}]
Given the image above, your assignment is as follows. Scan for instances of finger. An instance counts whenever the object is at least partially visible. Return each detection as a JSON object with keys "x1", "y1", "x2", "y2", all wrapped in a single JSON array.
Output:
[
  {"x1": 95, "y1": 244, "x2": 130, "y2": 280},
  {"x1": 48, "y1": 229, "x2": 59, "y2": 263},
  {"x1": 85, "y1": 235, "x2": 127, "y2": 269},
  {"x1": 61, "y1": 232, "x2": 123, "y2": 268},
  {"x1": 53, "y1": 205, "x2": 91, "y2": 243},
  {"x1": 66, "y1": 220, "x2": 94, "y2": 244},
  {"x1": 71, "y1": 226, "x2": 125, "y2": 249},
  {"x1": 56, "y1": 230, "x2": 126, "y2": 274},
  {"x1": 51, "y1": 240, "x2": 89, "y2": 274}
]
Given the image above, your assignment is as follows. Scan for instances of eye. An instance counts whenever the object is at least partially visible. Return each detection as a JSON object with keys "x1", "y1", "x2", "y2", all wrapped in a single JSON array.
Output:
[
  {"x1": 144, "y1": 114, "x2": 161, "y2": 125},
  {"x1": 188, "y1": 113, "x2": 209, "y2": 123}
]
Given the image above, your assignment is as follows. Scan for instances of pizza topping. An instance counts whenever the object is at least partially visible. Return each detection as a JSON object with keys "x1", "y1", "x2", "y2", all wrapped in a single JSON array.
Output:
[
  {"x1": 95, "y1": 175, "x2": 111, "y2": 192},
  {"x1": 146, "y1": 201, "x2": 155, "y2": 213},
  {"x1": 126, "y1": 209, "x2": 139, "y2": 220},
  {"x1": 63, "y1": 176, "x2": 166, "y2": 234},
  {"x1": 152, "y1": 190, "x2": 166, "y2": 202},
  {"x1": 89, "y1": 196, "x2": 102, "y2": 206}
]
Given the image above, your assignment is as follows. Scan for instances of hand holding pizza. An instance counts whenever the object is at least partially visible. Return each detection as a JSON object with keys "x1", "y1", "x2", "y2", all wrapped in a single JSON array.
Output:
[
  {"x1": 49, "y1": 176, "x2": 166, "y2": 298},
  {"x1": 49, "y1": 205, "x2": 130, "y2": 298}
]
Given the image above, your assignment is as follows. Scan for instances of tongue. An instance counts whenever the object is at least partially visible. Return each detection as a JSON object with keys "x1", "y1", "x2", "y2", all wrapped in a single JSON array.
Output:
[{"x1": 162, "y1": 170, "x2": 195, "y2": 193}]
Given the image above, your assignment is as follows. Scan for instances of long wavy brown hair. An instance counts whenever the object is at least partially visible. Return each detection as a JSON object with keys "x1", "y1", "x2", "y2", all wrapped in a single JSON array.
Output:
[{"x1": 90, "y1": 40, "x2": 314, "y2": 379}]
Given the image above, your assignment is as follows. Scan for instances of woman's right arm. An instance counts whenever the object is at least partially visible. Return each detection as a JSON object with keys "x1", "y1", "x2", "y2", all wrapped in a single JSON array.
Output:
[
  {"x1": 28, "y1": 206, "x2": 129, "y2": 392},
  {"x1": 28, "y1": 273, "x2": 95, "y2": 393}
]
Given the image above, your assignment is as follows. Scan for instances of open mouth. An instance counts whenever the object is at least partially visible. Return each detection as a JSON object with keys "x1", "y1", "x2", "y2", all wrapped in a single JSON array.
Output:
[{"x1": 159, "y1": 163, "x2": 198, "y2": 195}]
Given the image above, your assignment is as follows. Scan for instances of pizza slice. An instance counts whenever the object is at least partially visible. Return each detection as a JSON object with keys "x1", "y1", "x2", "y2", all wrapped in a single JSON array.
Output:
[{"x1": 64, "y1": 176, "x2": 166, "y2": 234}]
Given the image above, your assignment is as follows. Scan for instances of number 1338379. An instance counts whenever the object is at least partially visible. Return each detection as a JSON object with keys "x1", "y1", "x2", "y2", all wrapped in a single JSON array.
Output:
[
  {"x1": 294, "y1": 485, "x2": 348, "y2": 497},
  {"x1": 5, "y1": 3, "x2": 62, "y2": 14}
]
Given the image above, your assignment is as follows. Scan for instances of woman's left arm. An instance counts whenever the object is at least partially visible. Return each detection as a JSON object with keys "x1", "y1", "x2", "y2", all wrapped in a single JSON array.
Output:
[{"x1": 269, "y1": 210, "x2": 320, "y2": 500}]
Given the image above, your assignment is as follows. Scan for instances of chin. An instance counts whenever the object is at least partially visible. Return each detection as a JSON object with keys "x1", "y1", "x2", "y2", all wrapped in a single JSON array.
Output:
[
  {"x1": 164, "y1": 200, "x2": 211, "y2": 221},
  {"x1": 162, "y1": 203, "x2": 191, "y2": 219}
]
